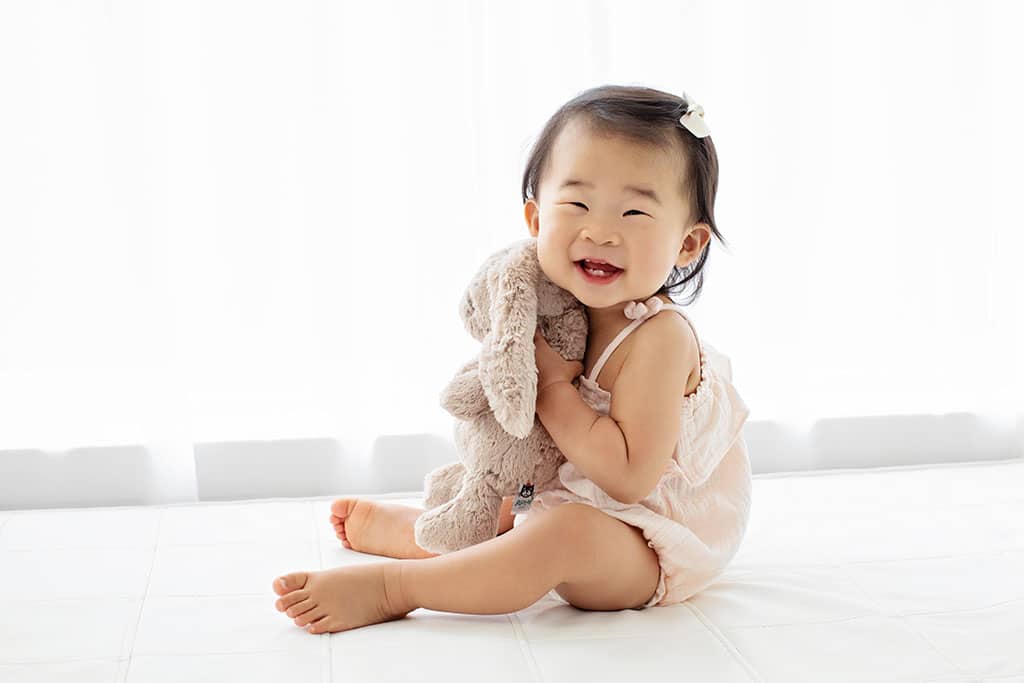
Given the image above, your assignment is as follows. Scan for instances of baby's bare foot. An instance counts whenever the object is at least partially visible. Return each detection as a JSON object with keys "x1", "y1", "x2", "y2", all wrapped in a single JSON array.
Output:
[
  {"x1": 328, "y1": 499, "x2": 439, "y2": 559},
  {"x1": 271, "y1": 566, "x2": 413, "y2": 634}
]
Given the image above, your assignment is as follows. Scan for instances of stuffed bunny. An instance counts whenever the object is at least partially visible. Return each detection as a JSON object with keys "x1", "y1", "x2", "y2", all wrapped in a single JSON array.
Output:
[{"x1": 413, "y1": 237, "x2": 589, "y2": 554}]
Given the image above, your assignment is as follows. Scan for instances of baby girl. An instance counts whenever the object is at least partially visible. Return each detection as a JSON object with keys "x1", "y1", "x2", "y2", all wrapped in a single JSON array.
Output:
[{"x1": 271, "y1": 84, "x2": 751, "y2": 634}]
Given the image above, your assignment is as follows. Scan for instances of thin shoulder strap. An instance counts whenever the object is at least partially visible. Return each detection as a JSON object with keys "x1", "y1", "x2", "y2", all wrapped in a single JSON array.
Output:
[
  {"x1": 586, "y1": 317, "x2": 646, "y2": 382},
  {"x1": 585, "y1": 304, "x2": 702, "y2": 382}
]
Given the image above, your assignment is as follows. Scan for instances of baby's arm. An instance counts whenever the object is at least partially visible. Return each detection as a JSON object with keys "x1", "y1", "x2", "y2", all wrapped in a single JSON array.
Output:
[
  {"x1": 604, "y1": 314, "x2": 697, "y2": 503},
  {"x1": 535, "y1": 381, "x2": 633, "y2": 503}
]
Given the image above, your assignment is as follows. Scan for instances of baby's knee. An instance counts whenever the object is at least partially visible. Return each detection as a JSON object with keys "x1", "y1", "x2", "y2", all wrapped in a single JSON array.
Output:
[{"x1": 531, "y1": 502, "x2": 603, "y2": 545}]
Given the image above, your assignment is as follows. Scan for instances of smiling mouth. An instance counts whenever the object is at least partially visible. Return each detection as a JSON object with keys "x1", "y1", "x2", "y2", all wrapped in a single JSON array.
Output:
[
  {"x1": 575, "y1": 260, "x2": 624, "y2": 283},
  {"x1": 576, "y1": 260, "x2": 624, "y2": 275}
]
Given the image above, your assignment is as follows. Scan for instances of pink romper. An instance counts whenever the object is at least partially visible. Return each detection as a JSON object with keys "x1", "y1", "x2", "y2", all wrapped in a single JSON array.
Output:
[{"x1": 513, "y1": 300, "x2": 752, "y2": 609}]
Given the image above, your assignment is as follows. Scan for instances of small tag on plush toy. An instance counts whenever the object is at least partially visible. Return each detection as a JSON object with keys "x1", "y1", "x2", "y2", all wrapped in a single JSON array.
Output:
[{"x1": 511, "y1": 482, "x2": 535, "y2": 514}]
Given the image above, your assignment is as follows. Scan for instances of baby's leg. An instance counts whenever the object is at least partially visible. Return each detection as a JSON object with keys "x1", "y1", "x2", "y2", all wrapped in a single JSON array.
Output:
[
  {"x1": 329, "y1": 495, "x2": 518, "y2": 558},
  {"x1": 273, "y1": 501, "x2": 661, "y2": 634},
  {"x1": 399, "y1": 502, "x2": 661, "y2": 614}
]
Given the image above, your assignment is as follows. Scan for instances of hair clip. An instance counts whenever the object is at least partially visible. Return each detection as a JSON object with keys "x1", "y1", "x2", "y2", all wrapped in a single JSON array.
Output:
[{"x1": 679, "y1": 91, "x2": 711, "y2": 138}]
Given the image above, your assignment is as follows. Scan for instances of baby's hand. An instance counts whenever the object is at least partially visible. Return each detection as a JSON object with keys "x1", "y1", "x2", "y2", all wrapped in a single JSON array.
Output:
[{"x1": 533, "y1": 326, "x2": 584, "y2": 394}]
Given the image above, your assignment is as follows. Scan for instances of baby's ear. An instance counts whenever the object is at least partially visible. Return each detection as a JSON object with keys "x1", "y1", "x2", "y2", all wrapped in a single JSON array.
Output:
[
  {"x1": 478, "y1": 239, "x2": 539, "y2": 438},
  {"x1": 524, "y1": 200, "x2": 540, "y2": 238}
]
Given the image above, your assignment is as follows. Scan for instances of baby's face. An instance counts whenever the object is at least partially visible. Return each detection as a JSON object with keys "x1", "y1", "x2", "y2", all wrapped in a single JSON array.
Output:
[{"x1": 525, "y1": 117, "x2": 693, "y2": 312}]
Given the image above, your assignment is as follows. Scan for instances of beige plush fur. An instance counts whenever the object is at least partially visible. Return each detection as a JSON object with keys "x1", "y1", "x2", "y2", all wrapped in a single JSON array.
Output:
[{"x1": 413, "y1": 237, "x2": 589, "y2": 554}]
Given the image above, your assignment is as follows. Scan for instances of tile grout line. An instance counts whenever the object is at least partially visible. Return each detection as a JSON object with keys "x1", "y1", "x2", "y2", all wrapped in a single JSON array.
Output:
[
  {"x1": 0, "y1": 510, "x2": 18, "y2": 535},
  {"x1": 0, "y1": 593, "x2": 297, "y2": 602},
  {"x1": 882, "y1": 595, "x2": 1024, "y2": 620},
  {"x1": 976, "y1": 673, "x2": 1024, "y2": 681},
  {"x1": 0, "y1": 656, "x2": 129, "y2": 668},
  {"x1": 839, "y1": 568, "x2": 980, "y2": 682},
  {"x1": 121, "y1": 507, "x2": 164, "y2": 680},
  {"x1": 507, "y1": 611, "x2": 546, "y2": 683},
  {"x1": 0, "y1": 647, "x2": 313, "y2": 666},
  {"x1": 311, "y1": 501, "x2": 332, "y2": 683},
  {"x1": 684, "y1": 601, "x2": 764, "y2": 683},
  {"x1": 0, "y1": 511, "x2": 19, "y2": 553},
  {"x1": 8, "y1": 540, "x2": 1011, "y2": 554},
  {"x1": 751, "y1": 457, "x2": 1024, "y2": 481},
  {"x1": 0, "y1": 491, "x2": 425, "y2": 516},
  {"x1": 729, "y1": 544, "x2": 1024, "y2": 572},
  {"x1": 9, "y1": 589, "x2": 1010, "y2": 635},
  {"x1": 890, "y1": 616, "x2": 983, "y2": 683},
  {"x1": 715, "y1": 593, "x2": 1024, "y2": 632},
  {"x1": 0, "y1": 537, "x2": 350, "y2": 551}
]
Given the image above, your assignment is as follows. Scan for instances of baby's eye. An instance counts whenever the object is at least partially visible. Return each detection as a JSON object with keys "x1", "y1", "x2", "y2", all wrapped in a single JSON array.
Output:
[{"x1": 565, "y1": 202, "x2": 649, "y2": 218}]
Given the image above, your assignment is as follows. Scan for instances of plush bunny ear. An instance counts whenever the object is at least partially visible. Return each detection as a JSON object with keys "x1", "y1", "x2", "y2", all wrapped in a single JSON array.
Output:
[
  {"x1": 458, "y1": 244, "x2": 515, "y2": 342},
  {"x1": 478, "y1": 239, "x2": 539, "y2": 439}
]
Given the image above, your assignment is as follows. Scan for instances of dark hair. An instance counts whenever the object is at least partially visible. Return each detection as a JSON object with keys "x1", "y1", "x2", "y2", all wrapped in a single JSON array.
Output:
[{"x1": 521, "y1": 84, "x2": 726, "y2": 305}]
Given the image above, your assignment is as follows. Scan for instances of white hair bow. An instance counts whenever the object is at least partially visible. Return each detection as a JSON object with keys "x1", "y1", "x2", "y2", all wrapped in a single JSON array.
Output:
[{"x1": 679, "y1": 92, "x2": 711, "y2": 138}]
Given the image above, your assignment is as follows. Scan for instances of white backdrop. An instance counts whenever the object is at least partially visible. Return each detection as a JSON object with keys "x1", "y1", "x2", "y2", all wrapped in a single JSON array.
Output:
[{"x1": 2, "y1": 1, "x2": 1022, "y2": 462}]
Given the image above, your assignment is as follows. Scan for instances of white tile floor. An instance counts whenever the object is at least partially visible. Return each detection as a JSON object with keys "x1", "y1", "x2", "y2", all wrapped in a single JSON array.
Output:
[{"x1": 2, "y1": 462, "x2": 1023, "y2": 683}]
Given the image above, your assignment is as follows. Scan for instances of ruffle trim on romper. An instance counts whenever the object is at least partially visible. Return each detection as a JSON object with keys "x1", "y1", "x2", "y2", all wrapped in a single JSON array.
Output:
[
  {"x1": 675, "y1": 341, "x2": 751, "y2": 489},
  {"x1": 576, "y1": 374, "x2": 611, "y2": 413}
]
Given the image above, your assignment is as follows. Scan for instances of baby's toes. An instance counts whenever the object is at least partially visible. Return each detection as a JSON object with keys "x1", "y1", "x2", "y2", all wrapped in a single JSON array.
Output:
[
  {"x1": 285, "y1": 597, "x2": 318, "y2": 618},
  {"x1": 295, "y1": 606, "x2": 328, "y2": 627},
  {"x1": 275, "y1": 588, "x2": 309, "y2": 612},
  {"x1": 330, "y1": 498, "x2": 356, "y2": 519},
  {"x1": 329, "y1": 516, "x2": 351, "y2": 547},
  {"x1": 306, "y1": 615, "x2": 331, "y2": 634},
  {"x1": 273, "y1": 572, "x2": 309, "y2": 596}
]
